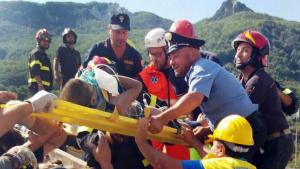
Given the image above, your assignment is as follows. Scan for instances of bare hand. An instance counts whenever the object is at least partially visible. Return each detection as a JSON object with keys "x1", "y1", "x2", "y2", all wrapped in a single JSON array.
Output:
[
  {"x1": 92, "y1": 131, "x2": 112, "y2": 166},
  {"x1": 28, "y1": 130, "x2": 53, "y2": 147},
  {"x1": 193, "y1": 126, "x2": 212, "y2": 142},
  {"x1": 149, "y1": 115, "x2": 164, "y2": 134},
  {"x1": 180, "y1": 123, "x2": 198, "y2": 146},
  {"x1": 54, "y1": 77, "x2": 61, "y2": 87},
  {"x1": 148, "y1": 106, "x2": 162, "y2": 116},
  {"x1": 136, "y1": 118, "x2": 150, "y2": 142},
  {"x1": 196, "y1": 113, "x2": 209, "y2": 127},
  {"x1": 0, "y1": 91, "x2": 17, "y2": 103}
]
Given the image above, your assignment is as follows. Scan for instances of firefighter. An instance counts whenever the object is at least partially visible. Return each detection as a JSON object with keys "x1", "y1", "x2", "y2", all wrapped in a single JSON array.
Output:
[
  {"x1": 28, "y1": 28, "x2": 53, "y2": 94},
  {"x1": 53, "y1": 28, "x2": 81, "y2": 88}
]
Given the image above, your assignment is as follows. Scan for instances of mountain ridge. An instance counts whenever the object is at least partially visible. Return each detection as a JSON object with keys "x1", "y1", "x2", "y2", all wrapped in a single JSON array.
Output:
[{"x1": 0, "y1": 0, "x2": 299, "y2": 99}]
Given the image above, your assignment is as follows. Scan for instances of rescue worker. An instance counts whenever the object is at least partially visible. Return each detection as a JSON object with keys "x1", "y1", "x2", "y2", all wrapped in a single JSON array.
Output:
[
  {"x1": 53, "y1": 28, "x2": 81, "y2": 88},
  {"x1": 0, "y1": 90, "x2": 66, "y2": 163},
  {"x1": 94, "y1": 115, "x2": 257, "y2": 169},
  {"x1": 139, "y1": 28, "x2": 190, "y2": 160},
  {"x1": 28, "y1": 28, "x2": 53, "y2": 94},
  {"x1": 83, "y1": 13, "x2": 143, "y2": 79},
  {"x1": 139, "y1": 28, "x2": 177, "y2": 106},
  {"x1": 148, "y1": 19, "x2": 267, "y2": 162},
  {"x1": 232, "y1": 30, "x2": 294, "y2": 169},
  {"x1": 169, "y1": 49, "x2": 222, "y2": 121},
  {"x1": 60, "y1": 60, "x2": 152, "y2": 169}
]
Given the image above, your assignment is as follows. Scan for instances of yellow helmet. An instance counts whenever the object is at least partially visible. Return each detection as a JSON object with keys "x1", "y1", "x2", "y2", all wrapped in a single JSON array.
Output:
[{"x1": 208, "y1": 115, "x2": 254, "y2": 146}]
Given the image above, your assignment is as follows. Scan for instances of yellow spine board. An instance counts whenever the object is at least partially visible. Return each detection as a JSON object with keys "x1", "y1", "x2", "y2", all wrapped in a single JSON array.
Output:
[{"x1": 31, "y1": 100, "x2": 187, "y2": 145}]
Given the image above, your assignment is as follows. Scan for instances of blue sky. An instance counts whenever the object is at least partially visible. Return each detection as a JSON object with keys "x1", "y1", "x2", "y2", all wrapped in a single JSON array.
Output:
[{"x1": 9, "y1": 0, "x2": 300, "y2": 23}]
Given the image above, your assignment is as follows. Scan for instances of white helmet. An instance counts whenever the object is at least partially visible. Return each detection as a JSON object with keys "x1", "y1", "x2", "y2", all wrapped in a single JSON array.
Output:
[{"x1": 144, "y1": 28, "x2": 166, "y2": 48}]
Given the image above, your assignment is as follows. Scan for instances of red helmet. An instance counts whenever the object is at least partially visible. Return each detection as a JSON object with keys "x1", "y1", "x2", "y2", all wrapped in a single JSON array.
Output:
[
  {"x1": 232, "y1": 30, "x2": 269, "y2": 66},
  {"x1": 169, "y1": 19, "x2": 198, "y2": 39},
  {"x1": 35, "y1": 28, "x2": 51, "y2": 43},
  {"x1": 87, "y1": 56, "x2": 116, "y2": 74},
  {"x1": 166, "y1": 19, "x2": 205, "y2": 54}
]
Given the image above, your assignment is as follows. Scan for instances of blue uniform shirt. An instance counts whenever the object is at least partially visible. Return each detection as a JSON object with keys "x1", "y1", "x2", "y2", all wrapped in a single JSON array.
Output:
[
  {"x1": 186, "y1": 58, "x2": 258, "y2": 127},
  {"x1": 182, "y1": 160, "x2": 204, "y2": 169}
]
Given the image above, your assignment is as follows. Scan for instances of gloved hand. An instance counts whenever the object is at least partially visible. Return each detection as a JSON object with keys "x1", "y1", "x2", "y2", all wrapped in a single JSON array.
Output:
[
  {"x1": 6, "y1": 146, "x2": 38, "y2": 169},
  {"x1": 26, "y1": 90, "x2": 57, "y2": 113}
]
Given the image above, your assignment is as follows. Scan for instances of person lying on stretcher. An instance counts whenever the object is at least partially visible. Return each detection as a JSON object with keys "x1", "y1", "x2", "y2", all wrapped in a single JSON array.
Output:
[{"x1": 59, "y1": 57, "x2": 153, "y2": 169}]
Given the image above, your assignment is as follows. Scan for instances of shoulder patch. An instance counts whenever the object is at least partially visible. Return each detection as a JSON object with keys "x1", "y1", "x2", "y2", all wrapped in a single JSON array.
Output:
[{"x1": 150, "y1": 76, "x2": 158, "y2": 83}]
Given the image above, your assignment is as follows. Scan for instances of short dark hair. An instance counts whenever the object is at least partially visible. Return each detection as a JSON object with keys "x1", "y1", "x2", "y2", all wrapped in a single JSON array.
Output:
[{"x1": 60, "y1": 78, "x2": 94, "y2": 107}]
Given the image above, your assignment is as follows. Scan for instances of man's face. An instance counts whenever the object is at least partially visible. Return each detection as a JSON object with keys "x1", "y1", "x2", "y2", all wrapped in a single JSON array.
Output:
[
  {"x1": 109, "y1": 28, "x2": 128, "y2": 48},
  {"x1": 148, "y1": 47, "x2": 167, "y2": 70},
  {"x1": 169, "y1": 47, "x2": 193, "y2": 76},
  {"x1": 39, "y1": 39, "x2": 50, "y2": 49},
  {"x1": 209, "y1": 140, "x2": 226, "y2": 157},
  {"x1": 235, "y1": 42, "x2": 253, "y2": 66},
  {"x1": 65, "y1": 33, "x2": 75, "y2": 44}
]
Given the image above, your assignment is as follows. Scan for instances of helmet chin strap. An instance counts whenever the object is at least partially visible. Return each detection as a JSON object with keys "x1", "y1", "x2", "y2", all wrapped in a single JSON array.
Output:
[
  {"x1": 38, "y1": 44, "x2": 49, "y2": 50},
  {"x1": 236, "y1": 63, "x2": 248, "y2": 70},
  {"x1": 65, "y1": 40, "x2": 75, "y2": 45},
  {"x1": 235, "y1": 58, "x2": 250, "y2": 70},
  {"x1": 235, "y1": 48, "x2": 260, "y2": 70},
  {"x1": 162, "y1": 48, "x2": 169, "y2": 69}
]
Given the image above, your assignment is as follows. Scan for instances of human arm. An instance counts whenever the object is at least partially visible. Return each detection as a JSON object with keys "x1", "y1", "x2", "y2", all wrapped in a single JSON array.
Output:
[
  {"x1": 29, "y1": 53, "x2": 44, "y2": 91},
  {"x1": 77, "y1": 51, "x2": 82, "y2": 69},
  {"x1": 110, "y1": 75, "x2": 142, "y2": 115},
  {"x1": 277, "y1": 89, "x2": 293, "y2": 106},
  {"x1": 274, "y1": 81, "x2": 298, "y2": 115},
  {"x1": 33, "y1": 75, "x2": 45, "y2": 91},
  {"x1": 0, "y1": 91, "x2": 17, "y2": 104},
  {"x1": 92, "y1": 131, "x2": 114, "y2": 169},
  {"x1": 0, "y1": 102, "x2": 33, "y2": 137},
  {"x1": 149, "y1": 92, "x2": 204, "y2": 134},
  {"x1": 278, "y1": 87, "x2": 298, "y2": 115},
  {"x1": 180, "y1": 124, "x2": 206, "y2": 158},
  {"x1": 53, "y1": 50, "x2": 62, "y2": 86},
  {"x1": 0, "y1": 90, "x2": 57, "y2": 137},
  {"x1": 135, "y1": 118, "x2": 183, "y2": 169},
  {"x1": 22, "y1": 117, "x2": 67, "y2": 155},
  {"x1": 20, "y1": 91, "x2": 66, "y2": 155}
]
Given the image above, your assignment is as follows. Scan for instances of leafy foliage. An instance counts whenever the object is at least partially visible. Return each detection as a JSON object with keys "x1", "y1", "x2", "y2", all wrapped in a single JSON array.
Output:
[
  {"x1": 0, "y1": 1, "x2": 299, "y2": 99},
  {"x1": 196, "y1": 11, "x2": 300, "y2": 96}
]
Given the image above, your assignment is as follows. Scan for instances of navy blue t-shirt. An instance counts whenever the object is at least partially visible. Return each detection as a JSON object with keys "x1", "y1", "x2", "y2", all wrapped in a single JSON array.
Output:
[{"x1": 83, "y1": 39, "x2": 143, "y2": 78}]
